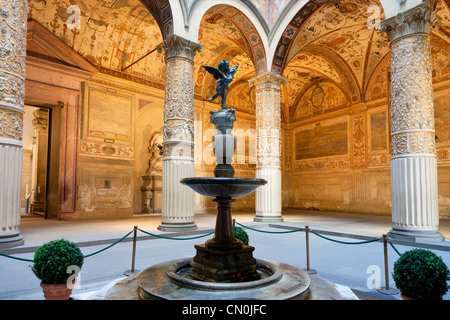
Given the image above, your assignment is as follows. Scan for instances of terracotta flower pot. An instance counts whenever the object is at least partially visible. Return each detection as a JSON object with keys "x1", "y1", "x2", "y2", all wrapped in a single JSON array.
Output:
[
  {"x1": 40, "y1": 281, "x2": 74, "y2": 300},
  {"x1": 400, "y1": 293, "x2": 414, "y2": 300}
]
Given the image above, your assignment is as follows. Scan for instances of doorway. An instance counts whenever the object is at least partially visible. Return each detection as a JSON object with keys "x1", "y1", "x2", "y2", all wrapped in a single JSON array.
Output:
[{"x1": 22, "y1": 104, "x2": 62, "y2": 219}]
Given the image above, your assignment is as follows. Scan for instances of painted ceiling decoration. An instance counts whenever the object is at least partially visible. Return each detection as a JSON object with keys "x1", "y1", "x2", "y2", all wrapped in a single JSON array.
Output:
[
  {"x1": 28, "y1": 0, "x2": 166, "y2": 88},
  {"x1": 26, "y1": 0, "x2": 450, "y2": 122},
  {"x1": 278, "y1": 0, "x2": 450, "y2": 123},
  {"x1": 193, "y1": 5, "x2": 265, "y2": 114},
  {"x1": 140, "y1": 0, "x2": 173, "y2": 39}
]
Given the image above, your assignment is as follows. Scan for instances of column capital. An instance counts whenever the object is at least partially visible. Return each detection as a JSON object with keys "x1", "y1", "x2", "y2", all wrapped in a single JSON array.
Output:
[
  {"x1": 249, "y1": 72, "x2": 287, "y2": 91},
  {"x1": 380, "y1": 3, "x2": 439, "y2": 43},
  {"x1": 157, "y1": 34, "x2": 202, "y2": 61}
]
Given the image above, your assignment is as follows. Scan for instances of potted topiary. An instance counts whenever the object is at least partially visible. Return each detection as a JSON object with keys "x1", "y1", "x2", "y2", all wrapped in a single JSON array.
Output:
[
  {"x1": 392, "y1": 248, "x2": 449, "y2": 300},
  {"x1": 31, "y1": 238, "x2": 84, "y2": 300},
  {"x1": 233, "y1": 226, "x2": 249, "y2": 245}
]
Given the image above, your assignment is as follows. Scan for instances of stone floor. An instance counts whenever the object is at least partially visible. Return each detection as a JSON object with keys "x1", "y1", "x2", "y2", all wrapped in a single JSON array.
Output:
[{"x1": 1, "y1": 209, "x2": 450, "y2": 300}]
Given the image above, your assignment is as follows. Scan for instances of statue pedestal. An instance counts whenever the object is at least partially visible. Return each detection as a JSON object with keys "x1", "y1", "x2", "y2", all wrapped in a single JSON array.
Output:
[{"x1": 141, "y1": 175, "x2": 162, "y2": 214}]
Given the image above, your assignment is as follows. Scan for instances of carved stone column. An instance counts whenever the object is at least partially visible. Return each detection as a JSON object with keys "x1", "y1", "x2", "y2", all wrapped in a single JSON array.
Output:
[
  {"x1": 249, "y1": 72, "x2": 286, "y2": 223},
  {"x1": 0, "y1": 0, "x2": 27, "y2": 248},
  {"x1": 156, "y1": 35, "x2": 202, "y2": 231},
  {"x1": 381, "y1": 3, "x2": 444, "y2": 242}
]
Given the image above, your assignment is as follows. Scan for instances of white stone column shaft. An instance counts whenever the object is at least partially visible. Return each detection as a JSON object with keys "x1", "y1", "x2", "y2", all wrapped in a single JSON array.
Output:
[
  {"x1": 381, "y1": 3, "x2": 443, "y2": 241},
  {"x1": 0, "y1": 0, "x2": 27, "y2": 248},
  {"x1": 157, "y1": 35, "x2": 202, "y2": 231},
  {"x1": 249, "y1": 72, "x2": 286, "y2": 223}
]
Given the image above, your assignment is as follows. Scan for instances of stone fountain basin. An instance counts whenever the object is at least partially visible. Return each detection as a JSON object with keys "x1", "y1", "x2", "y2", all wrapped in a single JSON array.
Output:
[
  {"x1": 135, "y1": 258, "x2": 311, "y2": 300},
  {"x1": 180, "y1": 177, "x2": 267, "y2": 198}
]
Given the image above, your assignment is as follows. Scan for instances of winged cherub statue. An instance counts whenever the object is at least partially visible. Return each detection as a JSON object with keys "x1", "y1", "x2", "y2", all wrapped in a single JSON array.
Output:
[{"x1": 203, "y1": 59, "x2": 239, "y2": 110}]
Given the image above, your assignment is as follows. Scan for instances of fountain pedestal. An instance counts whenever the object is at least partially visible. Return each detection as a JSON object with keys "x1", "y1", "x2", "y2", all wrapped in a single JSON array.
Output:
[
  {"x1": 191, "y1": 244, "x2": 259, "y2": 282},
  {"x1": 190, "y1": 196, "x2": 259, "y2": 282},
  {"x1": 179, "y1": 179, "x2": 266, "y2": 282}
]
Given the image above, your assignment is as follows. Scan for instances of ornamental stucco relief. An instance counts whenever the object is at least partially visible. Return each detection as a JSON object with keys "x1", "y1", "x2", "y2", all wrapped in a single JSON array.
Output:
[
  {"x1": 249, "y1": 73, "x2": 286, "y2": 169},
  {"x1": 0, "y1": 0, "x2": 27, "y2": 113},
  {"x1": 381, "y1": 3, "x2": 437, "y2": 157},
  {"x1": 158, "y1": 35, "x2": 201, "y2": 160}
]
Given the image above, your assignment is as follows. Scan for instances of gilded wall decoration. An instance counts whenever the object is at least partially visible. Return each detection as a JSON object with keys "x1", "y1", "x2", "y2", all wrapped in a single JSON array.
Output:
[
  {"x1": 352, "y1": 114, "x2": 366, "y2": 168},
  {"x1": 85, "y1": 86, "x2": 134, "y2": 142},
  {"x1": 292, "y1": 81, "x2": 348, "y2": 120},
  {"x1": 80, "y1": 141, "x2": 134, "y2": 159},
  {"x1": 365, "y1": 55, "x2": 389, "y2": 101},
  {"x1": 294, "y1": 120, "x2": 348, "y2": 161},
  {"x1": 435, "y1": 93, "x2": 450, "y2": 143},
  {"x1": 369, "y1": 110, "x2": 388, "y2": 152}
]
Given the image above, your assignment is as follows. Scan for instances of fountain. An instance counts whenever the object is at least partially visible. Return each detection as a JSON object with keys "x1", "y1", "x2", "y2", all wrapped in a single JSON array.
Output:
[{"x1": 105, "y1": 60, "x2": 341, "y2": 300}]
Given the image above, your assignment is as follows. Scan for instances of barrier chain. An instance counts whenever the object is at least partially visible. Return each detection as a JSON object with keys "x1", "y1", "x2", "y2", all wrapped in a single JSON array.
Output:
[{"x1": 0, "y1": 219, "x2": 407, "y2": 296}]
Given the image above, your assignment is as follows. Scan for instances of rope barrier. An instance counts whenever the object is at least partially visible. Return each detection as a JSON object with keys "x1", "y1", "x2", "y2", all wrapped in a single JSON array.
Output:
[
  {"x1": 235, "y1": 221, "x2": 304, "y2": 233},
  {"x1": 236, "y1": 221, "x2": 381, "y2": 244},
  {"x1": 388, "y1": 239, "x2": 402, "y2": 256},
  {"x1": 138, "y1": 228, "x2": 214, "y2": 240},
  {"x1": 0, "y1": 251, "x2": 33, "y2": 262},
  {"x1": 0, "y1": 221, "x2": 405, "y2": 264},
  {"x1": 309, "y1": 229, "x2": 382, "y2": 245},
  {"x1": 83, "y1": 230, "x2": 134, "y2": 258},
  {"x1": 0, "y1": 229, "x2": 135, "y2": 262}
]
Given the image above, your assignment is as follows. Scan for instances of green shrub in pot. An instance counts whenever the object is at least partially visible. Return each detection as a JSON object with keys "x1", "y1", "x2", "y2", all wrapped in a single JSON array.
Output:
[{"x1": 392, "y1": 248, "x2": 449, "y2": 300}]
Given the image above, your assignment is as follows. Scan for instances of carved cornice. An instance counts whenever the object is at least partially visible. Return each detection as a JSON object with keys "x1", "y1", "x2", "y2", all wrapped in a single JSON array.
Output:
[
  {"x1": 156, "y1": 34, "x2": 202, "y2": 61},
  {"x1": 380, "y1": 3, "x2": 439, "y2": 43}
]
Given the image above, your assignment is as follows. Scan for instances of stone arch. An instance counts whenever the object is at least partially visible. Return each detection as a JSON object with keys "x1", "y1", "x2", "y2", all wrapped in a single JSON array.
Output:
[
  {"x1": 270, "y1": 1, "x2": 321, "y2": 74},
  {"x1": 301, "y1": 44, "x2": 362, "y2": 103},
  {"x1": 140, "y1": 0, "x2": 174, "y2": 39},
  {"x1": 188, "y1": 1, "x2": 268, "y2": 75}
]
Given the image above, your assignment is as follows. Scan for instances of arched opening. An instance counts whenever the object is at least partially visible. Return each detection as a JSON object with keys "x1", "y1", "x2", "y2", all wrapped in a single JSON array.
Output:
[
  {"x1": 193, "y1": 4, "x2": 265, "y2": 212},
  {"x1": 275, "y1": 0, "x2": 450, "y2": 219}
]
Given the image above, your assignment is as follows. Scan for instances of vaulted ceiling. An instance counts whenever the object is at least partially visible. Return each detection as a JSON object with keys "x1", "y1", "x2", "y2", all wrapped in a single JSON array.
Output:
[
  {"x1": 27, "y1": 0, "x2": 450, "y2": 123},
  {"x1": 277, "y1": 0, "x2": 450, "y2": 122}
]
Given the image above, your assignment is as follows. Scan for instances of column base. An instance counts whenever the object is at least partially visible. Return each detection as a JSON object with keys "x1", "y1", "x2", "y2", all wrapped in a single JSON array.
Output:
[
  {"x1": 254, "y1": 214, "x2": 284, "y2": 223},
  {"x1": 0, "y1": 232, "x2": 24, "y2": 249},
  {"x1": 157, "y1": 221, "x2": 197, "y2": 232},
  {"x1": 388, "y1": 228, "x2": 444, "y2": 243}
]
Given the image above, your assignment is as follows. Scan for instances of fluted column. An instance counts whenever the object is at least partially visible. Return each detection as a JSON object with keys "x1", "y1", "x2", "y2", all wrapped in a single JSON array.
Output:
[
  {"x1": 156, "y1": 35, "x2": 202, "y2": 232},
  {"x1": 0, "y1": 0, "x2": 27, "y2": 248},
  {"x1": 381, "y1": 4, "x2": 443, "y2": 242},
  {"x1": 249, "y1": 72, "x2": 286, "y2": 223}
]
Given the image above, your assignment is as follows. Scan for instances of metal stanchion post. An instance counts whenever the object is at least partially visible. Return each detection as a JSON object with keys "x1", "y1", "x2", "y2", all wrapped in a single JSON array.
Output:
[
  {"x1": 376, "y1": 234, "x2": 399, "y2": 295},
  {"x1": 124, "y1": 226, "x2": 141, "y2": 276},
  {"x1": 302, "y1": 226, "x2": 317, "y2": 274}
]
